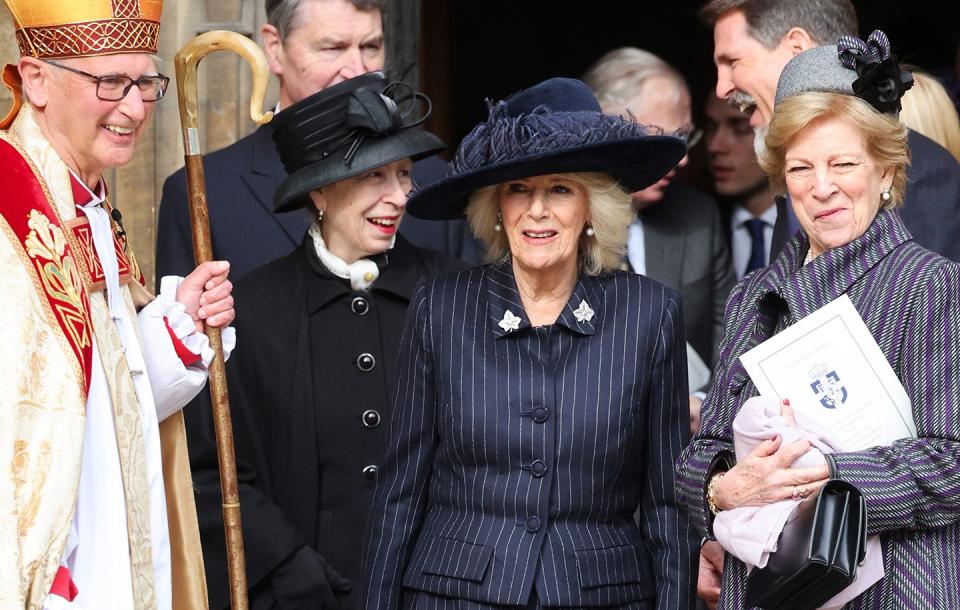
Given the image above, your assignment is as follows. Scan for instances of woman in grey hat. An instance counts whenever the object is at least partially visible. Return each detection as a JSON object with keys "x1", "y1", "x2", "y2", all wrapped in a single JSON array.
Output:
[
  {"x1": 184, "y1": 72, "x2": 461, "y2": 610},
  {"x1": 361, "y1": 77, "x2": 699, "y2": 610},
  {"x1": 676, "y1": 31, "x2": 960, "y2": 609}
]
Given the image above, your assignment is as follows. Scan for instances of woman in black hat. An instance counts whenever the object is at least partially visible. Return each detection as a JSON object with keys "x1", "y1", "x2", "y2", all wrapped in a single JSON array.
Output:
[
  {"x1": 361, "y1": 77, "x2": 699, "y2": 610},
  {"x1": 184, "y1": 72, "x2": 462, "y2": 610}
]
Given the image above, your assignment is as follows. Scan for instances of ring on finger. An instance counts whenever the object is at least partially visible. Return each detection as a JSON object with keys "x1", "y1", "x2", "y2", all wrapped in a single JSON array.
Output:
[{"x1": 791, "y1": 485, "x2": 800, "y2": 500}]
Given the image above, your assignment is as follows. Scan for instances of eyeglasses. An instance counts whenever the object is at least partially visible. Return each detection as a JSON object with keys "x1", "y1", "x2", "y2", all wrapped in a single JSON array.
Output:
[{"x1": 42, "y1": 59, "x2": 169, "y2": 102}]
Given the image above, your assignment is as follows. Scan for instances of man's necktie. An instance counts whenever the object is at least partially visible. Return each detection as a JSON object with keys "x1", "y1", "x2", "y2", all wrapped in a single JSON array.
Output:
[{"x1": 744, "y1": 217, "x2": 767, "y2": 275}]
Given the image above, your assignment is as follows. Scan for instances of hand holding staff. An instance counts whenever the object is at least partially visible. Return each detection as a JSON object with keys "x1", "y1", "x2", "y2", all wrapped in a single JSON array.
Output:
[{"x1": 174, "y1": 30, "x2": 273, "y2": 610}]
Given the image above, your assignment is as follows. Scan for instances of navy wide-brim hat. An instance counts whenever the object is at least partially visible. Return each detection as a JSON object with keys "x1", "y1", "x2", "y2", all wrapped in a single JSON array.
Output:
[
  {"x1": 407, "y1": 77, "x2": 687, "y2": 220},
  {"x1": 271, "y1": 72, "x2": 446, "y2": 213}
]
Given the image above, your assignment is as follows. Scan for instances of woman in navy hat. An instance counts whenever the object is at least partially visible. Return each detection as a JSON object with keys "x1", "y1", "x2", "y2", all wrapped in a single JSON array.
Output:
[
  {"x1": 184, "y1": 72, "x2": 462, "y2": 610},
  {"x1": 361, "y1": 77, "x2": 699, "y2": 609}
]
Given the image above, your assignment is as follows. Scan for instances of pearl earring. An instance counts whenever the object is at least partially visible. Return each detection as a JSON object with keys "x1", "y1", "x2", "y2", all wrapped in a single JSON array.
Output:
[
  {"x1": 317, "y1": 209, "x2": 325, "y2": 222},
  {"x1": 494, "y1": 210, "x2": 503, "y2": 232},
  {"x1": 585, "y1": 225, "x2": 595, "y2": 237},
  {"x1": 881, "y1": 189, "x2": 892, "y2": 203}
]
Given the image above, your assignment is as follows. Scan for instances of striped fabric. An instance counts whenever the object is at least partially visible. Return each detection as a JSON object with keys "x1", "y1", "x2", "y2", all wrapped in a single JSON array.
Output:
[
  {"x1": 675, "y1": 210, "x2": 960, "y2": 609},
  {"x1": 362, "y1": 262, "x2": 698, "y2": 609}
]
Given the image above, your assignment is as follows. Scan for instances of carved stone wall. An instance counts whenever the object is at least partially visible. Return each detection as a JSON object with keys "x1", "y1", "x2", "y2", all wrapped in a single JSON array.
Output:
[{"x1": 0, "y1": 0, "x2": 418, "y2": 288}]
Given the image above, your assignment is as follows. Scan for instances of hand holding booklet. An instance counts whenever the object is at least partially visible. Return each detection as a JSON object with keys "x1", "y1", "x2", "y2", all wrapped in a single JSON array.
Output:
[
  {"x1": 735, "y1": 294, "x2": 912, "y2": 609},
  {"x1": 738, "y1": 294, "x2": 916, "y2": 449}
]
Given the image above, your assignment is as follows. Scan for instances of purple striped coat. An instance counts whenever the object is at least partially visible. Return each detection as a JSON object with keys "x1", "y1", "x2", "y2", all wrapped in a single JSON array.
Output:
[{"x1": 675, "y1": 210, "x2": 960, "y2": 609}]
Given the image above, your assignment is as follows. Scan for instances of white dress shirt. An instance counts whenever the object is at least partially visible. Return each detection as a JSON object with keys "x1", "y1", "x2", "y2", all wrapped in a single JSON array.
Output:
[{"x1": 626, "y1": 215, "x2": 646, "y2": 275}]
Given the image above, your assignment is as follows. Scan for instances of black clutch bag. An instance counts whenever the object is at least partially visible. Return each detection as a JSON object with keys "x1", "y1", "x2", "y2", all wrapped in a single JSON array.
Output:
[{"x1": 745, "y1": 479, "x2": 868, "y2": 610}]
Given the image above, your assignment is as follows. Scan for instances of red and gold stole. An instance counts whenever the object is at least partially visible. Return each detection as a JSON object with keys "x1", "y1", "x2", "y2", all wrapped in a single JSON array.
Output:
[
  {"x1": 0, "y1": 137, "x2": 93, "y2": 394},
  {"x1": 64, "y1": 174, "x2": 146, "y2": 293}
]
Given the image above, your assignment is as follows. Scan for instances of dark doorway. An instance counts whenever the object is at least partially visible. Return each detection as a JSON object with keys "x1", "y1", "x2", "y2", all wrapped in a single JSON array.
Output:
[{"x1": 419, "y1": 0, "x2": 960, "y2": 153}]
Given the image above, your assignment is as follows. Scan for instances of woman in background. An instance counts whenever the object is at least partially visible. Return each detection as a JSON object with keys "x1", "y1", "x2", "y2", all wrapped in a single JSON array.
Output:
[{"x1": 900, "y1": 69, "x2": 960, "y2": 162}]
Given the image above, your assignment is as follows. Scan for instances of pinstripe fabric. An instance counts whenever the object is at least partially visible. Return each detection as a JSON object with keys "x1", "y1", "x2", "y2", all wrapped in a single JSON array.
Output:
[
  {"x1": 361, "y1": 261, "x2": 698, "y2": 609},
  {"x1": 675, "y1": 210, "x2": 960, "y2": 609}
]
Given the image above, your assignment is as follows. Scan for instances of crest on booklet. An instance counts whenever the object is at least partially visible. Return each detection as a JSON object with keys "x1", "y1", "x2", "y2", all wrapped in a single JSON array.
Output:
[{"x1": 808, "y1": 363, "x2": 848, "y2": 409}]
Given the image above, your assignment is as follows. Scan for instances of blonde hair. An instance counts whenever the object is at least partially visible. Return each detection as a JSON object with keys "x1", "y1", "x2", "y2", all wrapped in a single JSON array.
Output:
[
  {"x1": 760, "y1": 92, "x2": 910, "y2": 209},
  {"x1": 582, "y1": 47, "x2": 687, "y2": 115},
  {"x1": 465, "y1": 172, "x2": 633, "y2": 276},
  {"x1": 900, "y1": 71, "x2": 960, "y2": 163}
]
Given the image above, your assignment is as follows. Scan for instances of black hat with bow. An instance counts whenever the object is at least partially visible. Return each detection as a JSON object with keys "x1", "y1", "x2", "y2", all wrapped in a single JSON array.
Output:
[{"x1": 271, "y1": 71, "x2": 445, "y2": 212}]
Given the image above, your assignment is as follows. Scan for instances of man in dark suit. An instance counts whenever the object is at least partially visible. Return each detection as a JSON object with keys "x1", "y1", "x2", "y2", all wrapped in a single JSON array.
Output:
[
  {"x1": 703, "y1": 0, "x2": 960, "y2": 264},
  {"x1": 583, "y1": 48, "x2": 737, "y2": 429},
  {"x1": 156, "y1": 0, "x2": 479, "y2": 286},
  {"x1": 703, "y1": 90, "x2": 776, "y2": 279},
  {"x1": 638, "y1": 184, "x2": 736, "y2": 372}
]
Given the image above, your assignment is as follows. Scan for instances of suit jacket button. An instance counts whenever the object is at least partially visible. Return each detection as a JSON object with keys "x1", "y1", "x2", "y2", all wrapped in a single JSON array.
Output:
[
  {"x1": 525, "y1": 516, "x2": 541, "y2": 533},
  {"x1": 362, "y1": 409, "x2": 382, "y2": 428},
  {"x1": 351, "y1": 296, "x2": 369, "y2": 316},
  {"x1": 356, "y1": 353, "x2": 376, "y2": 372},
  {"x1": 362, "y1": 465, "x2": 378, "y2": 480},
  {"x1": 529, "y1": 459, "x2": 548, "y2": 478},
  {"x1": 532, "y1": 407, "x2": 549, "y2": 423}
]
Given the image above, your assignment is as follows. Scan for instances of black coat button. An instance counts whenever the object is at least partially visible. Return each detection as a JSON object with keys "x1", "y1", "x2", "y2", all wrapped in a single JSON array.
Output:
[
  {"x1": 529, "y1": 459, "x2": 548, "y2": 478},
  {"x1": 532, "y1": 407, "x2": 549, "y2": 423},
  {"x1": 362, "y1": 409, "x2": 381, "y2": 428},
  {"x1": 362, "y1": 465, "x2": 378, "y2": 480},
  {"x1": 525, "y1": 516, "x2": 541, "y2": 533},
  {"x1": 356, "y1": 353, "x2": 376, "y2": 372},
  {"x1": 351, "y1": 296, "x2": 369, "y2": 316}
]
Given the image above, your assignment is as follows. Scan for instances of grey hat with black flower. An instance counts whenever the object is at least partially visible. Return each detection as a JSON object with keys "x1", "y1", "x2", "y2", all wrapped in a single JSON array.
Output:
[
  {"x1": 775, "y1": 30, "x2": 914, "y2": 115},
  {"x1": 271, "y1": 71, "x2": 445, "y2": 213},
  {"x1": 406, "y1": 77, "x2": 688, "y2": 220}
]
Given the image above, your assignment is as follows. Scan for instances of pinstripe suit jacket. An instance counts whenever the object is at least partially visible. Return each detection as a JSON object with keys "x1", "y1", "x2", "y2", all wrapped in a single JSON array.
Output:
[
  {"x1": 362, "y1": 262, "x2": 698, "y2": 609},
  {"x1": 675, "y1": 210, "x2": 960, "y2": 609}
]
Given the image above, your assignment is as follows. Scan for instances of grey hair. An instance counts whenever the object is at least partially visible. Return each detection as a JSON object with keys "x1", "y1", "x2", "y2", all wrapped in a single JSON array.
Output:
[
  {"x1": 265, "y1": 0, "x2": 385, "y2": 41},
  {"x1": 699, "y1": 0, "x2": 858, "y2": 49},
  {"x1": 465, "y1": 172, "x2": 634, "y2": 276},
  {"x1": 582, "y1": 47, "x2": 687, "y2": 114}
]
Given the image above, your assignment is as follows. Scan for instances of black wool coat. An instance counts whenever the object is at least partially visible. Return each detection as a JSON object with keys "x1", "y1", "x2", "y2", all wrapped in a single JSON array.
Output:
[{"x1": 184, "y1": 235, "x2": 462, "y2": 610}]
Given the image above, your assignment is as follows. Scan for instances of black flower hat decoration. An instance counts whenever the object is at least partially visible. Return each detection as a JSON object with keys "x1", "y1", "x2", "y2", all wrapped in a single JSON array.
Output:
[{"x1": 837, "y1": 30, "x2": 914, "y2": 114}]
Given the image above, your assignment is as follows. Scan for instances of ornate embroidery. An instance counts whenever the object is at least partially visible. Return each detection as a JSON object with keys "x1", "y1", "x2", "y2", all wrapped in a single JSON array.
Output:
[
  {"x1": 16, "y1": 20, "x2": 160, "y2": 59},
  {"x1": 112, "y1": 0, "x2": 142, "y2": 19},
  {"x1": 124, "y1": 236, "x2": 146, "y2": 287},
  {"x1": 24, "y1": 211, "x2": 92, "y2": 361},
  {"x1": 0, "y1": 131, "x2": 93, "y2": 397},
  {"x1": 11, "y1": 439, "x2": 54, "y2": 537},
  {"x1": 66, "y1": 216, "x2": 138, "y2": 292}
]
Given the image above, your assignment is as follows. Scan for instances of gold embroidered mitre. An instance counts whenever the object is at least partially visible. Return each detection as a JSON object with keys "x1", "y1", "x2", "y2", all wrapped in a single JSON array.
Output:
[{"x1": 3, "y1": 0, "x2": 162, "y2": 59}]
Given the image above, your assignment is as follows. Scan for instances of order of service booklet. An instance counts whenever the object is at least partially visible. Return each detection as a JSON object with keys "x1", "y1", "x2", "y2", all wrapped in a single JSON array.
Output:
[{"x1": 739, "y1": 294, "x2": 916, "y2": 450}]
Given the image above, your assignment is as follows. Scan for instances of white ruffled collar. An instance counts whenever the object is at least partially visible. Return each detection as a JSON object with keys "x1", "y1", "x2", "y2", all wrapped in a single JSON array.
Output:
[{"x1": 308, "y1": 222, "x2": 395, "y2": 291}]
